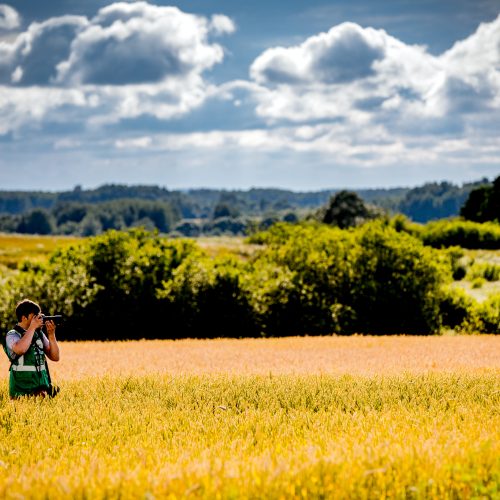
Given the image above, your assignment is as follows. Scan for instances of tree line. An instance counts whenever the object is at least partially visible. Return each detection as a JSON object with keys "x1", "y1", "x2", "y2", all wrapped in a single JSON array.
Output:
[{"x1": 0, "y1": 177, "x2": 492, "y2": 236}]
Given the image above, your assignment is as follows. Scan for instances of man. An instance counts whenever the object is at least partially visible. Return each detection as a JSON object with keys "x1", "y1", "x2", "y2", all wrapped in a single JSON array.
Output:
[{"x1": 3, "y1": 299, "x2": 60, "y2": 398}]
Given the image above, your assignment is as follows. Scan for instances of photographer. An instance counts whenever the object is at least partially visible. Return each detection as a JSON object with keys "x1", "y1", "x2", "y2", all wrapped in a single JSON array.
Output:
[{"x1": 2, "y1": 299, "x2": 60, "y2": 399}]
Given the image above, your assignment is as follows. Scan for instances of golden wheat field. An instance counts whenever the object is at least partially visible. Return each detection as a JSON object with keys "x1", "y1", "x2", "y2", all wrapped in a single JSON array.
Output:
[{"x1": 0, "y1": 335, "x2": 499, "y2": 499}]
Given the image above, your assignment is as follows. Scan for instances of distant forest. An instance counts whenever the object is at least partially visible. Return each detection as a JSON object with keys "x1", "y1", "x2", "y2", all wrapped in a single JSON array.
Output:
[{"x1": 0, "y1": 178, "x2": 492, "y2": 236}]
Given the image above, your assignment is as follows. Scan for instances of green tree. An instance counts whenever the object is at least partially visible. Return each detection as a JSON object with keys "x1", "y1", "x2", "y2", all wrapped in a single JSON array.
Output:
[
  {"x1": 460, "y1": 175, "x2": 500, "y2": 222},
  {"x1": 321, "y1": 191, "x2": 372, "y2": 229},
  {"x1": 17, "y1": 209, "x2": 54, "y2": 234}
]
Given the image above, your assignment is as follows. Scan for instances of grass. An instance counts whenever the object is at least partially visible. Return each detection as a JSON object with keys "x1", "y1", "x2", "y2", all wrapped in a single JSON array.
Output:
[
  {"x1": 0, "y1": 373, "x2": 498, "y2": 499},
  {"x1": 0, "y1": 233, "x2": 80, "y2": 272},
  {"x1": 0, "y1": 336, "x2": 499, "y2": 499}
]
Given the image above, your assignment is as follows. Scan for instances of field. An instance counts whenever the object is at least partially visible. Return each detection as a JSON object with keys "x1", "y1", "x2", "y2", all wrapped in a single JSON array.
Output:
[
  {"x1": 0, "y1": 336, "x2": 499, "y2": 499},
  {"x1": 0, "y1": 233, "x2": 79, "y2": 272}
]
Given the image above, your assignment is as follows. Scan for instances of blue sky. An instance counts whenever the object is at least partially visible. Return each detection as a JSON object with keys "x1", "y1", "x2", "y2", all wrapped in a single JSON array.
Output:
[{"x1": 0, "y1": 0, "x2": 499, "y2": 191}]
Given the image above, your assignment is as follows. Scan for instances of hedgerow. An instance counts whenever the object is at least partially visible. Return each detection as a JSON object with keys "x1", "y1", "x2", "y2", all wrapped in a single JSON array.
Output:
[{"x1": 0, "y1": 223, "x2": 497, "y2": 338}]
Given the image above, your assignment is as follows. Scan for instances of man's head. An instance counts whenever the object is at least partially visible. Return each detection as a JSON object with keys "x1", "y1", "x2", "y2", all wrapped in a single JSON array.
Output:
[{"x1": 15, "y1": 299, "x2": 41, "y2": 322}]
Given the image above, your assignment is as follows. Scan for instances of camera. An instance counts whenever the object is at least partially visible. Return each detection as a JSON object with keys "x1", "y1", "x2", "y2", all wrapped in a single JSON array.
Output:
[{"x1": 41, "y1": 314, "x2": 63, "y2": 325}]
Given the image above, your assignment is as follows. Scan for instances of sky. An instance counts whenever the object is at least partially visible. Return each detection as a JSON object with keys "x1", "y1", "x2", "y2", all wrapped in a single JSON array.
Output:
[{"x1": 0, "y1": 0, "x2": 499, "y2": 191}]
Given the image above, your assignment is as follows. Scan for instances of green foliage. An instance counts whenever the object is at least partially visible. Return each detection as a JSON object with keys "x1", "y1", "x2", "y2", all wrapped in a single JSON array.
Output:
[
  {"x1": 0, "y1": 230, "x2": 199, "y2": 339},
  {"x1": 467, "y1": 261, "x2": 500, "y2": 282},
  {"x1": 158, "y1": 255, "x2": 257, "y2": 338},
  {"x1": 439, "y1": 287, "x2": 479, "y2": 331},
  {"x1": 420, "y1": 219, "x2": 500, "y2": 249},
  {"x1": 477, "y1": 294, "x2": 500, "y2": 333},
  {"x1": 0, "y1": 199, "x2": 180, "y2": 236},
  {"x1": 248, "y1": 221, "x2": 448, "y2": 335},
  {"x1": 460, "y1": 175, "x2": 500, "y2": 222},
  {"x1": 0, "y1": 179, "x2": 491, "y2": 237},
  {"x1": 444, "y1": 246, "x2": 467, "y2": 280},
  {"x1": 1, "y1": 223, "x2": 497, "y2": 339},
  {"x1": 397, "y1": 181, "x2": 477, "y2": 223},
  {"x1": 17, "y1": 209, "x2": 55, "y2": 235},
  {"x1": 348, "y1": 223, "x2": 447, "y2": 334},
  {"x1": 319, "y1": 190, "x2": 378, "y2": 229},
  {"x1": 247, "y1": 223, "x2": 354, "y2": 335}
]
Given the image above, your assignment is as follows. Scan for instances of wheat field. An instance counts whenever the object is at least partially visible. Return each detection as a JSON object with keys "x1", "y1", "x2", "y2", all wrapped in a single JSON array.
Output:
[{"x1": 0, "y1": 336, "x2": 499, "y2": 499}]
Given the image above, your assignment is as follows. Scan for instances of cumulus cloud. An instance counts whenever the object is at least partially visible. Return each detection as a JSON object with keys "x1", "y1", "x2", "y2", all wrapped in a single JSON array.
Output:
[
  {"x1": 249, "y1": 22, "x2": 442, "y2": 123},
  {"x1": 251, "y1": 23, "x2": 387, "y2": 85},
  {"x1": 0, "y1": 16, "x2": 88, "y2": 86},
  {"x1": 0, "y1": 2, "x2": 234, "y2": 132},
  {"x1": 56, "y1": 3, "x2": 229, "y2": 85},
  {"x1": 0, "y1": 4, "x2": 20, "y2": 30},
  {"x1": 1, "y1": 3, "x2": 499, "y2": 176},
  {"x1": 247, "y1": 15, "x2": 500, "y2": 132},
  {"x1": 145, "y1": 15, "x2": 500, "y2": 171}
]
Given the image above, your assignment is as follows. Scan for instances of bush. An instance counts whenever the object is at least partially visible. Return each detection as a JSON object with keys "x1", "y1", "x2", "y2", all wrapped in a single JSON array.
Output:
[
  {"x1": 477, "y1": 294, "x2": 500, "y2": 333},
  {"x1": 0, "y1": 229, "x2": 199, "y2": 339},
  {"x1": 158, "y1": 255, "x2": 257, "y2": 338},
  {"x1": 247, "y1": 223, "x2": 355, "y2": 336},
  {"x1": 420, "y1": 219, "x2": 500, "y2": 249},
  {"x1": 471, "y1": 277, "x2": 485, "y2": 289},
  {"x1": 467, "y1": 262, "x2": 500, "y2": 282},
  {"x1": 347, "y1": 222, "x2": 449, "y2": 334},
  {"x1": 439, "y1": 287, "x2": 479, "y2": 331},
  {"x1": 248, "y1": 221, "x2": 449, "y2": 335},
  {"x1": 1, "y1": 224, "x2": 494, "y2": 339}
]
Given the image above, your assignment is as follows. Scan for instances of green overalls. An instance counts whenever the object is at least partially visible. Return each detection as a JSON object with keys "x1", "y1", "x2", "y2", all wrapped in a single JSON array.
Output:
[{"x1": 4, "y1": 326, "x2": 51, "y2": 398}]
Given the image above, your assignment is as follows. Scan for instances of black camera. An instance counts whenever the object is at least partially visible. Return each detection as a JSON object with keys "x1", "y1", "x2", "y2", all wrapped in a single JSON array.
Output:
[{"x1": 41, "y1": 314, "x2": 63, "y2": 324}]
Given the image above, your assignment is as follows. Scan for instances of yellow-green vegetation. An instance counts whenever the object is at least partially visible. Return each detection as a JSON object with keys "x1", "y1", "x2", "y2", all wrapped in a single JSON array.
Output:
[
  {"x1": 453, "y1": 249, "x2": 500, "y2": 302},
  {"x1": 0, "y1": 233, "x2": 250, "y2": 271},
  {"x1": 0, "y1": 373, "x2": 498, "y2": 499},
  {"x1": 189, "y1": 236, "x2": 259, "y2": 260},
  {"x1": 0, "y1": 233, "x2": 79, "y2": 272}
]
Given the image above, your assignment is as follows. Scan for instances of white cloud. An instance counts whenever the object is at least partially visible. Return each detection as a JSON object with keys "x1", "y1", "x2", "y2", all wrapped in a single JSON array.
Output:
[
  {"x1": 115, "y1": 136, "x2": 152, "y2": 149},
  {"x1": 251, "y1": 22, "x2": 388, "y2": 85},
  {"x1": 56, "y1": 3, "x2": 228, "y2": 85},
  {"x1": 0, "y1": 15, "x2": 88, "y2": 85},
  {"x1": 247, "y1": 15, "x2": 500, "y2": 132},
  {"x1": 249, "y1": 21, "x2": 443, "y2": 124},
  {"x1": 209, "y1": 14, "x2": 236, "y2": 36},
  {"x1": 0, "y1": 5, "x2": 498, "y2": 180},
  {"x1": 0, "y1": 86, "x2": 87, "y2": 134},
  {"x1": 0, "y1": 4, "x2": 20, "y2": 30},
  {"x1": 0, "y1": 2, "x2": 234, "y2": 132}
]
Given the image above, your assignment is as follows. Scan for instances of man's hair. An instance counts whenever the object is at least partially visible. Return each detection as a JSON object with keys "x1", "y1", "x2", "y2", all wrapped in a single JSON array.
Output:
[{"x1": 15, "y1": 299, "x2": 41, "y2": 321}]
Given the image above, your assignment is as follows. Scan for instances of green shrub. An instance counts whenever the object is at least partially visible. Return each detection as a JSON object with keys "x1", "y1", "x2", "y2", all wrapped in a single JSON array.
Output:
[
  {"x1": 157, "y1": 254, "x2": 257, "y2": 338},
  {"x1": 247, "y1": 223, "x2": 355, "y2": 336},
  {"x1": 3, "y1": 223, "x2": 494, "y2": 339},
  {"x1": 420, "y1": 219, "x2": 500, "y2": 249},
  {"x1": 467, "y1": 262, "x2": 500, "y2": 282},
  {"x1": 471, "y1": 277, "x2": 485, "y2": 289},
  {"x1": 347, "y1": 222, "x2": 449, "y2": 334},
  {"x1": 439, "y1": 287, "x2": 479, "y2": 331},
  {"x1": 477, "y1": 294, "x2": 500, "y2": 333},
  {"x1": 0, "y1": 229, "x2": 199, "y2": 339},
  {"x1": 248, "y1": 221, "x2": 449, "y2": 335}
]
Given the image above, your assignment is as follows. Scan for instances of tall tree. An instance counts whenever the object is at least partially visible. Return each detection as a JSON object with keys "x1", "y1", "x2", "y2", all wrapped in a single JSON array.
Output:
[{"x1": 322, "y1": 191, "x2": 371, "y2": 229}]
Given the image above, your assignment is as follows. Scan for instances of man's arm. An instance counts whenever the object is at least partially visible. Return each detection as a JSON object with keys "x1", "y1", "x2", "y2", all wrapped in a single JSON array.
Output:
[
  {"x1": 11, "y1": 315, "x2": 43, "y2": 355},
  {"x1": 42, "y1": 320, "x2": 60, "y2": 362}
]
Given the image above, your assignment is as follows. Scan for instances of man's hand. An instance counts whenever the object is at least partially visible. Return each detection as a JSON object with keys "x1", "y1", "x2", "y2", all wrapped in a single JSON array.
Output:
[
  {"x1": 45, "y1": 320, "x2": 56, "y2": 338},
  {"x1": 29, "y1": 313, "x2": 44, "y2": 331}
]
